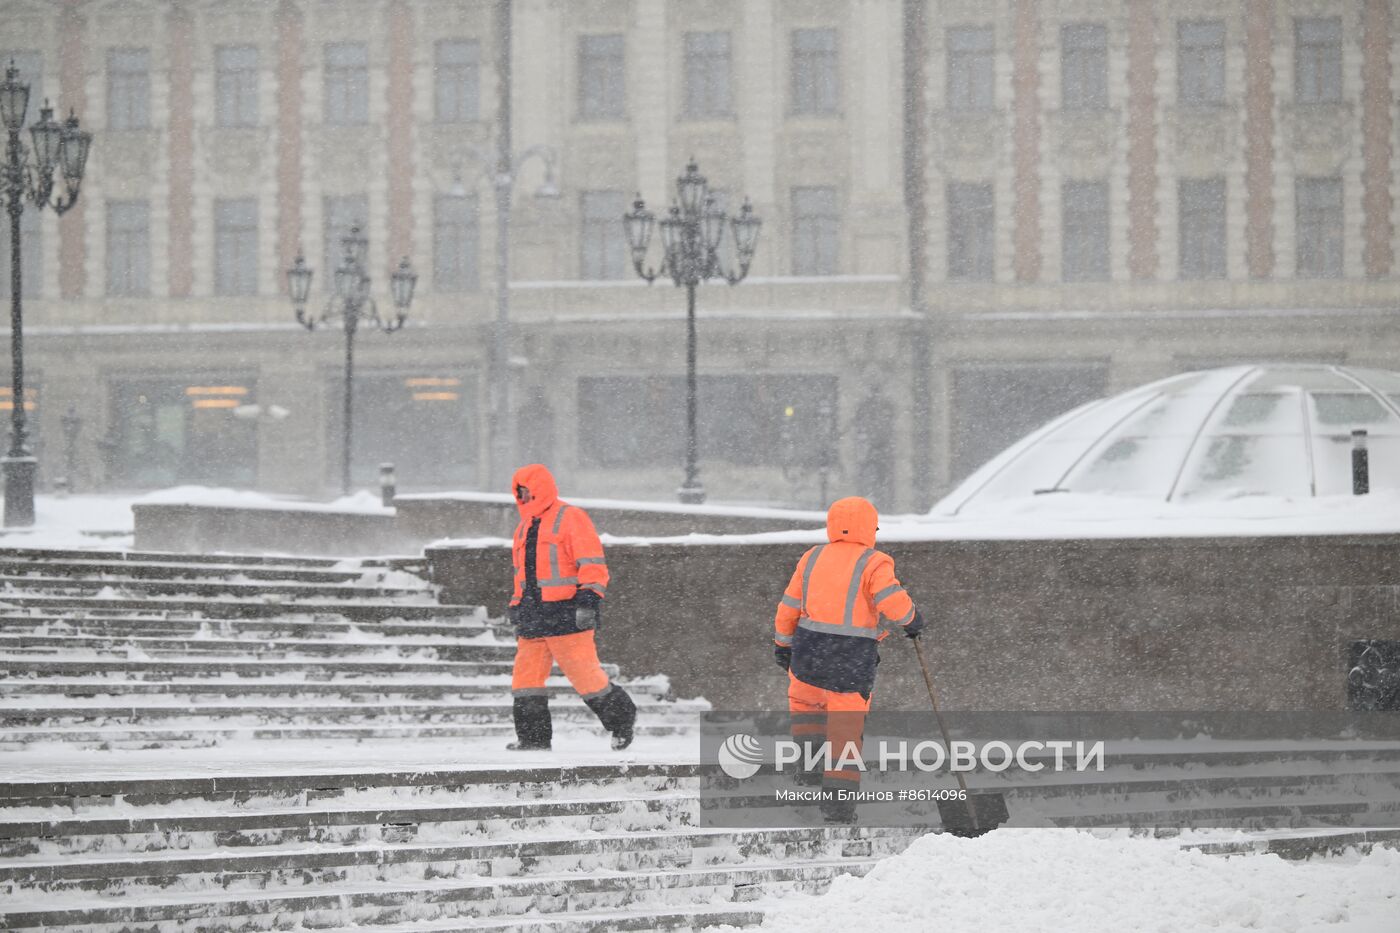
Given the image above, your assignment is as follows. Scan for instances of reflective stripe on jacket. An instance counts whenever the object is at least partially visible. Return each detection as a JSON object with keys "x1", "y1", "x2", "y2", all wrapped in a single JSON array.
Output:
[{"x1": 511, "y1": 500, "x2": 608, "y2": 605}]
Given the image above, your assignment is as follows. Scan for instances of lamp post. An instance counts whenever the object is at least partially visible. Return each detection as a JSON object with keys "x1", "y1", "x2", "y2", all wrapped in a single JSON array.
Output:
[
  {"x1": 286, "y1": 224, "x2": 418, "y2": 496},
  {"x1": 452, "y1": 143, "x2": 559, "y2": 490},
  {"x1": 623, "y1": 160, "x2": 761, "y2": 504},
  {"x1": 1, "y1": 61, "x2": 92, "y2": 526}
]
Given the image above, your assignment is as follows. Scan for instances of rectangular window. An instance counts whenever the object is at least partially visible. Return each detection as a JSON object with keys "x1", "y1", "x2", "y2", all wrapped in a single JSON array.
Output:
[
  {"x1": 215, "y1": 45, "x2": 259, "y2": 127},
  {"x1": 0, "y1": 209, "x2": 42, "y2": 300},
  {"x1": 947, "y1": 26, "x2": 995, "y2": 112},
  {"x1": 107, "y1": 48, "x2": 150, "y2": 130},
  {"x1": 435, "y1": 39, "x2": 480, "y2": 123},
  {"x1": 684, "y1": 31, "x2": 732, "y2": 117},
  {"x1": 579, "y1": 190, "x2": 627, "y2": 280},
  {"x1": 791, "y1": 28, "x2": 839, "y2": 114},
  {"x1": 324, "y1": 42, "x2": 369, "y2": 125},
  {"x1": 339, "y1": 372, "x2": 477, "y2": 488},
  {"x1": 109, "y1": 378, "x2": 259, "y2": 489},
  {"x1": 1178, "y1": 178, "x2": 1227, "y2": 280},
  {"x1": 324, "y1": 194, "x2": 368, "y2": 281},
  {"x1": 1061, "y1": 23, "x2": 1108, "y2": 110},
  {"x1": 1296, "y1": 177, "x2": 1343, "y2": 278},
  {"x1": 1062, "y1": 180, "x2": 1110, "y2": 282},
  {"x1": 576, "y1": 374, "x2": 838, "y2": 469},
  {"x1": 434, "y1": 194, "x2": 480, "y2": 292},
  {"x1": 1, "y1": 51, "x2": 43, "y2": 126},
  {"x1": 578, "y1": 34, "x2": 625, "y2": 119},
  {"x1": 1295, "y1": 17, "x2": 1343, "y2": 103},
  {"x1": 106, "y1": 200, "x2": 150, "y2": 297},
  {"x1": 947, "y1": 182, "x2": 995, "y2": 281},
  {"x1": 214, "y1": 198, "x2": 258, "y2": 296},
  {"x1": 791, "y1": 186, "x2": 840, "y2": 276},
  {"x1": 1177, "y1": 20, "x2": 1225, "y2": 106}
]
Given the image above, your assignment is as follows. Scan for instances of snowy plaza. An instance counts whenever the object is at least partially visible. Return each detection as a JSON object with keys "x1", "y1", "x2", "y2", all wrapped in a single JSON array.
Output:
[{"x1": 4, "y1": 0, "x2": 1400, "y2": 930}]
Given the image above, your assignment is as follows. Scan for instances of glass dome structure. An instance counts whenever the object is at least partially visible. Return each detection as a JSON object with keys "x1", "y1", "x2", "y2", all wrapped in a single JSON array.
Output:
[{"x1": 939, "y1": 365, "x2": 1400, "y2": 514}]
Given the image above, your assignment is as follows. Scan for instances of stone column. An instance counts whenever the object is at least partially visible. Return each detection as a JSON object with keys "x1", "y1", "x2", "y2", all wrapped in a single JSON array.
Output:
[
  {"x1": 1243, "y1": 0, "x2": 1275, "y2": 279},
  {"x1": 385, "y1": 0, "x2": 414, "y2": 271},
  {"x1": 167, "y1": 2, "x2": 194, "y2": 299},
  {"x1": 1011, "y1": 0, "x2": 1041, "y2": 283},
  {"x1": 1126, "y1": 0, "x2": 1158, "y2": 280},
  {"x1": 1361, "y1": 0, "x2": 1394, "y2": 277},
  {"x1": 275, "y1": 0, "x2": 304, "y2": 273},
  {"x1": 58, "y1": 0, "x2": 87, "y2": 300}
]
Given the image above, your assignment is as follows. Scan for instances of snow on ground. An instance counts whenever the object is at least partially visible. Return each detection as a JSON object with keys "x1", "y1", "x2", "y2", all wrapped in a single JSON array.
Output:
[{"x1": 739, "y1": 829, "x2": 1400, "y2": 933}]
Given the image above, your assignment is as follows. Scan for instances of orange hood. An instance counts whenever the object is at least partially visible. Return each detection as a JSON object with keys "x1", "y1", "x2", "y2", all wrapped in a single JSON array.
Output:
[
  {"x1": 511, "y1": 464, "x2": 559, "y2": 519},
  {"x1": 826, "y1": 496, "x2": 878, "y2": 547}
]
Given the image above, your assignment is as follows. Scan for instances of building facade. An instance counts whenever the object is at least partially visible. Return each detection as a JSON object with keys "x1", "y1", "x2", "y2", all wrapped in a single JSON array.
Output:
[{"x1": 2, "y1": 0, "x2": 1396, "y2": 512}]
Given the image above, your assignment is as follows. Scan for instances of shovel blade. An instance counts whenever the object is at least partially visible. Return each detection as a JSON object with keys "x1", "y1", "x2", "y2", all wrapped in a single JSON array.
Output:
[{"x1": 937, "y1": 792, "x2": 1009, "y2": 837}]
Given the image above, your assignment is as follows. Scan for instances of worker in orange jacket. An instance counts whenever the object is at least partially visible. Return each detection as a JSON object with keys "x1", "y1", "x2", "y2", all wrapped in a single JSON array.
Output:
[
  {"x1": 507, "y1": 464, "x2": 636, "y2": 751},
  {"x1": 774, "y1": 496, "x2": 923, "y2": 823}
]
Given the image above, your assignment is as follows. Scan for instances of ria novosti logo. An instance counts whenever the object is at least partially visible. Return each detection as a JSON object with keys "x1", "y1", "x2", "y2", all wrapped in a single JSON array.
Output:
[{"x1": 717, "y1": 733, "x2": 765, "y2": 779}]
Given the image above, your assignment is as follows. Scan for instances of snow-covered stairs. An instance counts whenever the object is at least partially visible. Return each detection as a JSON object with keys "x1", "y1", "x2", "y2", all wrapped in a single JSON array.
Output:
[
  {"x1": 0, "y1": 764, "x2": 917, "y2": 931},
  {"x1": 0, "y1": 549, "x2": 700, "y2": 749}
]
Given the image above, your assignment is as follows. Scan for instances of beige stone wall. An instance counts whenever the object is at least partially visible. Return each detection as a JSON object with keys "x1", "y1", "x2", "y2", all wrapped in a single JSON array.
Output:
[{"x1": 1, "y1": 0, "x2": 1396, "y2": 511}]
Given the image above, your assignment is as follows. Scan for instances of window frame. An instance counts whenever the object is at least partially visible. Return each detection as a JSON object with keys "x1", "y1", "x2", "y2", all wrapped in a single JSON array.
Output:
[
  {"x1": 1178, "y1": 177, "x2": 1228, "y2": 281},
  {"x1": 106, "y1": 199, "x2": 151, "y2": 297},
  {"x1": 790, "y1": 27, "x2": 839, "y2": 116},
  {"x1": 1176, "y1": 20, "x2": 1226, "y2": 107},
  {"x1": 214, "y1": 45, "x2": 259, "y2": 128},
  {"x1": 213, "y1": 198, "x2": 259, "y2": 297},
  {"x1": 947, "y1": 25, "x2": 995, "y2": 113},
  {"x1": 1060, "y1": 22, "x2": 1108, "y2": 111},
  {"x1": 1294, "y1": 17, "x2": 1343, "y2": 104},
  {"x1": 790, "y1": 186, "x2": 841, "y2": 276},
  {"x1": 577, "y1": 34, "x2": 626, "y2": 120},
  {"x1": 1061, "y1": 179, "x2": 1110, "y2": 282},
  {"x1": 107, "y1": 47, "x2": 151, "y2": 131},
  {"x1": 683, "y1": 30, "x2": 733, "y2": 119},
  {"x1": 947, "y1": 182, "x2": 995, "y2": 282},
  {"x1": 434, "y1": 39, "x2": 481, "y2": 124},
  {"x1": 433, "y1": 193, "x2": 481, "y2": 292},
  {"x1": 1295, "y1": 176, "x2": 1344, "y2": 278},
  {"x1": 323, "y1": 41, "x2": 370, "y2": 126}
]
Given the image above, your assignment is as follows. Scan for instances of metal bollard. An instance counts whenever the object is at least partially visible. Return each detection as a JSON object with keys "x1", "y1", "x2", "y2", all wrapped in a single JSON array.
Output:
[
  {"x1": 379, "y1": 462, "x2": 397, "y2": 507},
  {"x1": 1352, "y1": 430, "x2": 1369, "y2": 496}
]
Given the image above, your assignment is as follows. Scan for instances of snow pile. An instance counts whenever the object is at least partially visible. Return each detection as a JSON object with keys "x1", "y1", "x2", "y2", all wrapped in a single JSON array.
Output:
[
  {"x1": 0, "y1": 494, "x2": 137, "y2": 550},
  {"x1": 750, "y1": 830, "x2": 1400, "y2": 933},
  {"x1": 137, "y1": 486, "x2": 392, "y2": 514}
]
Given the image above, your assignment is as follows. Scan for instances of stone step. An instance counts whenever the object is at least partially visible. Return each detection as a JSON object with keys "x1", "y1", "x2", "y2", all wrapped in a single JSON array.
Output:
[
  {"x1": 0, "y1": 697, "x2": 704, "y2": 726},
  {"x1": 1182, "y1": 828, "x2": 1400, "y2": 859},
  {"x1": 0, "y1": 547, "x2": 358, "y2": 569},
  {"x1": 0, "y1": 594, "x2": 476, "y2": 621},
  {"x1": 0, "y1": 657, "x2": 534, "y2": 677},
  {"x1": 0, "y1": 574, "x2": 434, "y2": 601},
  {"x1": 0, "y1": 720, "x2": 692, "y2": 751},
  {"x1": 1, "y1": 794, "x2": 705, "y2": 858},
  {"x1": 318, "y1": 904, "x2": 768, "y2": 932},
  {"x1": 0, "y1": 764, "x2": 703, "y2": 810},
  {"x1": 0, "y1": 558, "x2": 379, "y2": 584},
  {"x1": 0, "y1": 826, "x2": 913, "y2": 896},
  {"x1": 0, "y1": 634, "x2": 514, "y2": 661},
  {"x1": 0, "y1": 858, "x2": 879, "y2": 931},
  {"x1": 0, "y1": 678, "x2": 671, "y2": 701},
  {"x1": 0, "y1": 613, "x2": 492, "y2": 640}
]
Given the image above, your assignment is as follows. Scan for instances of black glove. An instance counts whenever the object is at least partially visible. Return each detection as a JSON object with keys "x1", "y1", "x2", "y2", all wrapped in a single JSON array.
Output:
[
  {"x1": 575, "y1": 589, "x2": 602, "y2": 632},
  {"x1": 774, "y1": 645, "x2": 792, "y2": 671},
  {"x1": 903, "y1": 609, "x2": 925, "y2": 639}
]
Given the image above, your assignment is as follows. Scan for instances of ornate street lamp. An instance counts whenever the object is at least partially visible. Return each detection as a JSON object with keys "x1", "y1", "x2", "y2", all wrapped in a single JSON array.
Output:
[
  {"x1": 623, "y1": 159, "x2": 761, "y2": 504},
  {"x1": 286, "y1": 224, "x2": 417, "y2": 496},
  {"x1": 1, "y1": 61, "x2": 92, "y2": 526}
]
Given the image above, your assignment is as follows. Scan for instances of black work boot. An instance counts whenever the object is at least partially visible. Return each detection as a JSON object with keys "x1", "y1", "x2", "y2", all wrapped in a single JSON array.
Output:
[
  {"x1": 584, "y1": 685, "x2": 638, "y2": 750},
  {"x1": 508, "y1": 695, "x2": 552, "y2": 750},
  {"x1": 792, "y1": 737, "x2": 824, "y2": 787},
  {"x1": 820, "y1": 779, "x2": 859, "y2": 824}
]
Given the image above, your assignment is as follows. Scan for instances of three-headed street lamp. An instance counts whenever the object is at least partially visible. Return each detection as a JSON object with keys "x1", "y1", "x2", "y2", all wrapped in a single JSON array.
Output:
[
  {"x1": 623, "y1": 160, "x2": 761, "y2": 504},
  {"x1": 0, "y1": 61, "x2": 92, "y2": 527},
  {"x1": 286, "y1": 225, "x2": 418, "y2": 496}
]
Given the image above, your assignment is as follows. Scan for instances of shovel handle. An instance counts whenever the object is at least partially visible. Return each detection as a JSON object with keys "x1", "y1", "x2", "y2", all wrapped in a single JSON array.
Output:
[{"x1": 913, "y1": 638, "x2": 981, "y2": 831}]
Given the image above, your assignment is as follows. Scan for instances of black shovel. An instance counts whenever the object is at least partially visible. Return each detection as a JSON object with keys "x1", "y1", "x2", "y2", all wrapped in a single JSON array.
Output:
[{"x1": 912, "y1": 638, "x2": 1009, "y2": 837}]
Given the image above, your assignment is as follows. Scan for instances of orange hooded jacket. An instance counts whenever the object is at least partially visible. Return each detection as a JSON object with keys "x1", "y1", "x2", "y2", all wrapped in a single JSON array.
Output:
[
  {"x1": 773, "y1": 497, "x2": 917, "y2": 693},
  {"x1": 510, "y1": 464, "x2": 609, "y2": 607}
]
